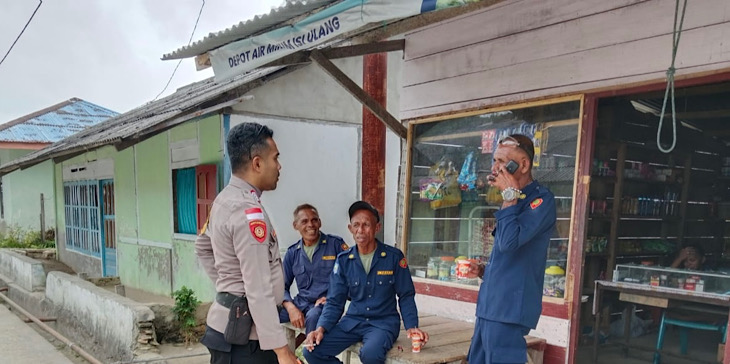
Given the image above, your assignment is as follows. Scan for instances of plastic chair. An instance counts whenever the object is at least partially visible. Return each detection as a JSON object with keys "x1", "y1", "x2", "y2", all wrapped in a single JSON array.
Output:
[{"x1": 653, "y1": 310, "x2": 727, "y2": 364}]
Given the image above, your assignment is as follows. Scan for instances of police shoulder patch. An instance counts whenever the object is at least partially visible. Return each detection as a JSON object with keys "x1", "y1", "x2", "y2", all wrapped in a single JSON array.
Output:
[
  {"x1": 249, "y1": 220, "x2": 267, "y2": 243},
  {"x1": 341, "y1": 243, "x2": 349, "y2": 251},
  {"x1": 530, "y1": 198, "x2": 544, "y2": 210},
  {"x1": 399, "y1": 258, "x2": 408, "y2": 269}
]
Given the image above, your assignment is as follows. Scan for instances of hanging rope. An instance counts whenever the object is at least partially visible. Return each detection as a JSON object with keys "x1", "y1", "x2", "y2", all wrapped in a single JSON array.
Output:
[{"x1": 656, "y1": 0, "x2": 688, "y2": 153}]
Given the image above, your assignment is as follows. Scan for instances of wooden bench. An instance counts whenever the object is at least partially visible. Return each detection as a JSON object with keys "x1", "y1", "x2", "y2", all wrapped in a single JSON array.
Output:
[{"x1": 283, "y1": 314, "x2": 546, "y2": 364}]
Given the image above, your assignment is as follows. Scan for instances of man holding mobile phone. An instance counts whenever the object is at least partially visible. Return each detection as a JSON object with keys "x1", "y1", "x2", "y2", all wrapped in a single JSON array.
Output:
[{"x1": 469, "y1": 133, "x2": 556, "y2": 363}]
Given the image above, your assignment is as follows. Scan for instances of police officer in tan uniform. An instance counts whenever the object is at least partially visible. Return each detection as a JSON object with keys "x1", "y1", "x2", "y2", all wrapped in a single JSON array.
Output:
[{"x1": 195, "y1": 122, "x2": 299, "y2": 364}]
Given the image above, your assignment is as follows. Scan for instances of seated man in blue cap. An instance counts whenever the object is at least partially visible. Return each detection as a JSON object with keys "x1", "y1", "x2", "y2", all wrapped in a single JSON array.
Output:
[
  {"x1": 303, "y1": 201, "x2": 429, "y2": 364},
  {"x1": 280, "y1": 204, "x2": 349, "y2": 343}
]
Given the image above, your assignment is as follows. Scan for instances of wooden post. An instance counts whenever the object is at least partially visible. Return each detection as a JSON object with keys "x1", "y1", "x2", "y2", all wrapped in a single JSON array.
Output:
[
  {"x1": 362, "y1": 53, "x2": 388, "y2": 226},
  {"x1": 39, "y1": 193, "x2": 45, "y2": 237},
  {"x1": 606, "y1": 143, "x2": 627, "y2": 281}
]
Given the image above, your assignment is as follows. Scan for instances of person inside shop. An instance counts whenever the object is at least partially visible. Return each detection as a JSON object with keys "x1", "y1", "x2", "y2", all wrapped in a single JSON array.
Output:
[
  {"x1": 468, "y1": 134, "x2": 557, "y2": 364},
  {"x1": 280, "y1": 204, "x2": 349, "y2": 344},
  {"x1": 670, "y1": 244, "x2": 707, "y2": 271},
  {"x1": 302, "y1": 201, "x2": 428, "y2": 364}
]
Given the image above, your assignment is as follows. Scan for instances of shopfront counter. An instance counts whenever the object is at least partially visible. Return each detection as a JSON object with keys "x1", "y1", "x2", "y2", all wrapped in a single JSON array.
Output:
[{"x1": 592, "y1": 278, "x2": 730, "y2": 363}]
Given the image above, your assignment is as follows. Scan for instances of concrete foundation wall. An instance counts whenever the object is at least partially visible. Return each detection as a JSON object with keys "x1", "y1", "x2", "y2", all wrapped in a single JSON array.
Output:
[
  {"x1": 45, "y1": 271, "x2": 155, "y2": 360},
  {"x1": 0, "y1": 249, "x2": 46, "y2": 291}
]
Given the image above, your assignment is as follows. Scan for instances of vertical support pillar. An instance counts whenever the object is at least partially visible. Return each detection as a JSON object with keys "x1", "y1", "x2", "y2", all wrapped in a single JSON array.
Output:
[{"x1": 362, "y1": 53, "x2": 387, "y2": 220}]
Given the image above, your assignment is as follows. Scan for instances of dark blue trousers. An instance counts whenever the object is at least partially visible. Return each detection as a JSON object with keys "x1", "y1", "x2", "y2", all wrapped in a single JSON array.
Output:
[
  {"x1": 467, "y1": 318, "x2": 530, "y2": 364},
  {"x1": 303, "y1": 321, "x2": 396, "y2": 364},
  {"x1": 279, "y1": 304, "x2": 323, "y2": 334}
]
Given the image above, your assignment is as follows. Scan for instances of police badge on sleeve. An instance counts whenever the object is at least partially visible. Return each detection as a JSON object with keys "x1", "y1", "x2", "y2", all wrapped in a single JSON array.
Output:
[{"x1": 245, "y1": 208, "x2": 267, "y2": 243}]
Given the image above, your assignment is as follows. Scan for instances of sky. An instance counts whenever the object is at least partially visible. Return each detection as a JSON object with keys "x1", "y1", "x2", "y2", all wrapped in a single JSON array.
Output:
[{"x1": 0, "y1": 0, "x2": 285, "y2": 122}]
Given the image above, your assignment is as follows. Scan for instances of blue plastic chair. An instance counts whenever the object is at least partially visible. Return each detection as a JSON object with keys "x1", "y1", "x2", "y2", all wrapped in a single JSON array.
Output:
[{"x1": 653, "y1": 310, "x2": 727, "y2": 364}]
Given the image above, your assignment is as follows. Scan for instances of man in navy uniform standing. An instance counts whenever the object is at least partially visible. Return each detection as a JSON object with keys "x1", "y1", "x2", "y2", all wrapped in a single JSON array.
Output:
[
  {"x1": 280, "y1": 203, "x2": 349, "y2": 335},
  {"x1": 468, "y1": 134, "x2": 556, "y2": 364},
  {"x1": 303, "y1": 201, "x2": 428, "y2": 364}
]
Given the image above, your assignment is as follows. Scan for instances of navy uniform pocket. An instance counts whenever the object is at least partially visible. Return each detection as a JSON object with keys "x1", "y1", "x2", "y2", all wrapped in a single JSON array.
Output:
[
  {"x1": 348, "y1": 279, "x2": 364, "y2": 301},
  {"x1": 293, "y1": 264, "x2": 310, "y2": 289}
]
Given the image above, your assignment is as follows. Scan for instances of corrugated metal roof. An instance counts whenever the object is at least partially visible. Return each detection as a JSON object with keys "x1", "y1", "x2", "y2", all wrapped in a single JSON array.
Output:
[
  {"x1": 0, "y1": 66, "x2": 287, "y2": 175},
  {"x1": 162, "y1": 0, "x2": 340, "y2": 60},
  {"x1": 0, "y1": 99, "x2": 118, "y2": 144}
]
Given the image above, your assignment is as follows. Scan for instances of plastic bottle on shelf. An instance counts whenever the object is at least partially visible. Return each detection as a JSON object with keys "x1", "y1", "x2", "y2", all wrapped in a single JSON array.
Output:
[
  {"x1": 439, "y1": 257, "x2": 455, "y2": 281},
  {"x1": 427, "y1": 257, "x2": 440, "y2": 279}
]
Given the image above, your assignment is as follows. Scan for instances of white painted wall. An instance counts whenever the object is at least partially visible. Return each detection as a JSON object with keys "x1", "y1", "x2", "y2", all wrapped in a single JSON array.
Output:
[
  {"x1": 235, "y1": 58, "x2": 365, "y2": 124},
  {"x1": 0, "y1": 249, "x2": 46, "y2": 292},
  {"x1": 230, "y1": 114, "x2": 361, "y2": 248},
  {"x1": 230, "y1": 50, "x2": 405, "y2": 246},
  {"x1": 45, "y1": 271, "x2": 155, "y2": 360}
]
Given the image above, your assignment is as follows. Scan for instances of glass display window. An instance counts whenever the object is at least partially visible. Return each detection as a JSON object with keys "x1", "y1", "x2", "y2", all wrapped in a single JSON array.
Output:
[
  {"x1": 404, "y1": 98, "x2": 582, "y2": 297},
  {"x1": 615, "y1": 264, "x2": 730, "y2": 295}
]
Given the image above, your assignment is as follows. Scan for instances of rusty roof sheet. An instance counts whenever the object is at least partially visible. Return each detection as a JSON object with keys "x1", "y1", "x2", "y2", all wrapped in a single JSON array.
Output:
[
  {"x1": 0, "y1": 67, "x2": 284, "y2": 174},
  {"x1": 162, "y1": 0, "x2": 340, "y2": 60},
  {"x1": 0, "y1": 99, "x2": 117, "y2": 144}
]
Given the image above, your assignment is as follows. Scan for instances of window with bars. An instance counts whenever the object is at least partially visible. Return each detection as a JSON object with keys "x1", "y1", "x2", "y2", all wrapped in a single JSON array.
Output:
[{"x1": 63, "y1": 180, "x2": 102, "y2": 257}]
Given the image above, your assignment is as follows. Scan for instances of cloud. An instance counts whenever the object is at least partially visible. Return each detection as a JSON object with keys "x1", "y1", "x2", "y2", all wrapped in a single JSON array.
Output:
[{"x1": 0, "y1": 0, "x2": 282, "y2": 122}]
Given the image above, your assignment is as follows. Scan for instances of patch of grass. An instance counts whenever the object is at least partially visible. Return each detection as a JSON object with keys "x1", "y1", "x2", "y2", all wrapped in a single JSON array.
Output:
[{"x1": 0, "y1": 226, "x2": 55, "y2": 249}]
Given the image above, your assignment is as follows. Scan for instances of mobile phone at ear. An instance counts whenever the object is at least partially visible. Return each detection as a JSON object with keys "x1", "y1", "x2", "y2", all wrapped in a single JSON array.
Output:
[{"x1": 505, "y1": 160, "x2": 519, "y2": 174}]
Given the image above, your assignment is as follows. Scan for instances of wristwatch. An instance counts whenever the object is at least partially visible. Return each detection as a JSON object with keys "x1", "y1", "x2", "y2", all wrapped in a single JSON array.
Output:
[{"x1": 501, "y1": 187, "x2": 522, "y2": 202}]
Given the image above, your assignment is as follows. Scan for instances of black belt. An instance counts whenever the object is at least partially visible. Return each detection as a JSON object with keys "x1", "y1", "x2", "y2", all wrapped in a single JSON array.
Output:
[
  {"x1": 216, "y1": 292, "x2": 284, "y2": 311},
  {"x1": 216, "y1": 292, "x2": 243, "y2": 309}
]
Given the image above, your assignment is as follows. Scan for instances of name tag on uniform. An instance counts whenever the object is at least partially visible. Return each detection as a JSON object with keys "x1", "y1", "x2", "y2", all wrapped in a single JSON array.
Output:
[
  {"x1": 322, "y1": 256, "x2": 336, "y2": 260},
  {"x1": 377, "y1": 270, "x2": 394, "y2": 275}
]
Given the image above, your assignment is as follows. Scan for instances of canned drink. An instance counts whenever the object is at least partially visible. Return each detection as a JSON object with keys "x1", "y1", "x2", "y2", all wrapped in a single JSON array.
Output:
[
  {"x1": 456, "y1": 260, "x2": 471, "y2": 279},
  {"x1": 411, "y1": 335, "x2": 423, "y2": 353}
]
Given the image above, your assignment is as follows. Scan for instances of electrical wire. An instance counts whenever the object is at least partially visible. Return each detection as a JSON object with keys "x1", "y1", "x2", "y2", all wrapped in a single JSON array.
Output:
[
  {"x1": 153, "y1": 0, "x2": 206, "y2": 100},
  {"x1": 0, "y1": 1, "x2": 43, "y2": 67}
]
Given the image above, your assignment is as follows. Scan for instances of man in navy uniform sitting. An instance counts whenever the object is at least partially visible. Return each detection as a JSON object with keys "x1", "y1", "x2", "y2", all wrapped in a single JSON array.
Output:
[
  {"x1": 280, "y1": 204, "x2": 348, "y2": 338},
  {"x1": 303, "y1": 201, "x2": 428, "y2": 364}
]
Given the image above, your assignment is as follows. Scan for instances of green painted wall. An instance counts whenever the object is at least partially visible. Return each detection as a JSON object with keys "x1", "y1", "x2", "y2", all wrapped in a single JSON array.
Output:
[
  {"x1": 54, "y1": 163, "x2": 64, "y2": 231},
  {"x1": 173, "y1": 239, "x2": 216, "y2": 301},
  {"x1": 124, "y1": 115, "x2": 222, "y2": 297},
  {"x1": 0, "y1": 148, "x2": 33, "y2": 165},
  {"x1": 135, "y1": 133, "x2": 173, "y2": 244},
  {"x1": 115, "y1": 148, "x2": 137, "y2": 238},
  {"x1": 199, "y1": 115, "x2": 222, "y2": 165},
  {"x1": 170, "y1": 122, "x2": 197, "y2": 143},
  {"x1": 50, "y1": 116, "x2": 223, "y2": 299},
  {"x1": 2, "y1": 160, "x2": 55, "y2": 230}
]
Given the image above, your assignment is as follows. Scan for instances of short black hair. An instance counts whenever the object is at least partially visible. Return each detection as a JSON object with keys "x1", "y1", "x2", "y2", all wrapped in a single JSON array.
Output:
[
  {"x1": 227, "y1": 122, "x2": 274, "y2": 172},
  {"x1": 293, "y1": 204, "x2": 318, "y2": 219}
]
